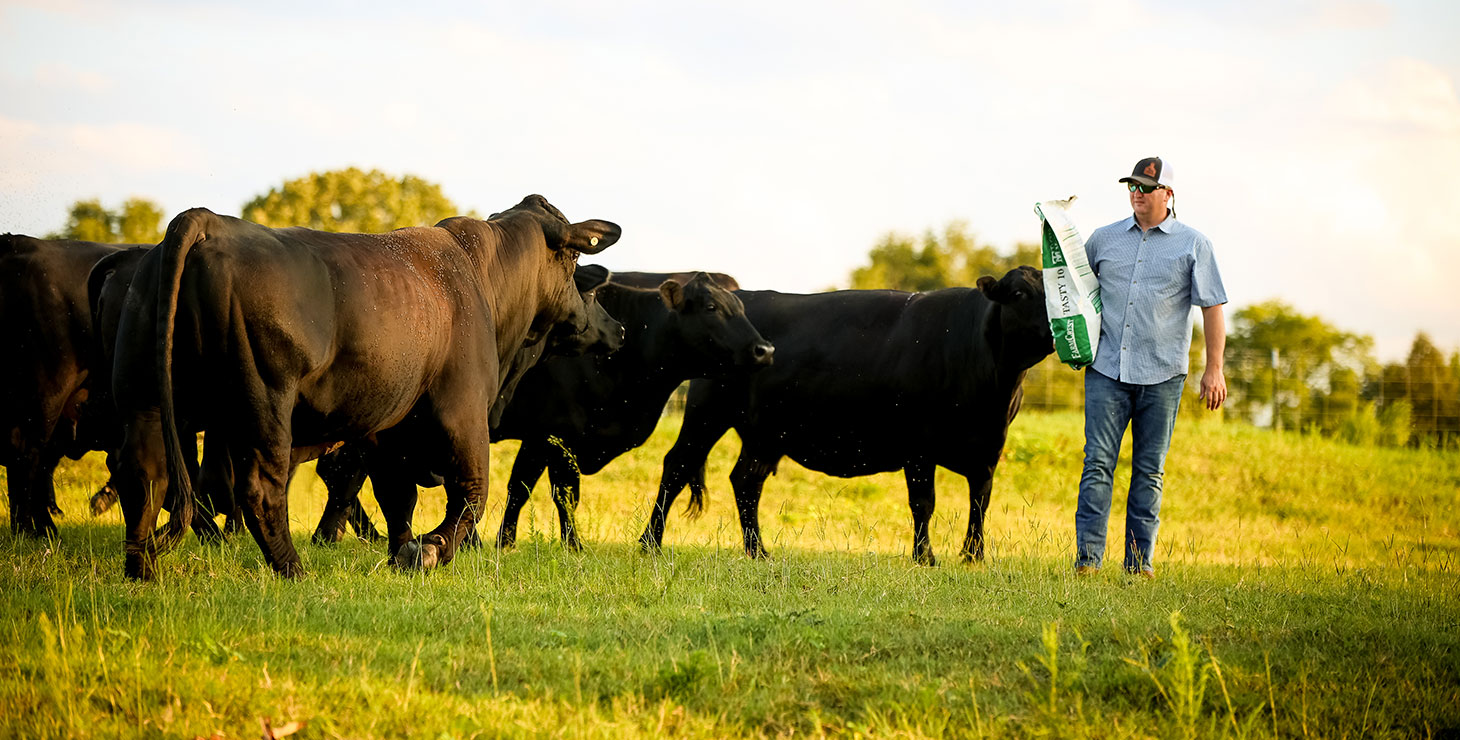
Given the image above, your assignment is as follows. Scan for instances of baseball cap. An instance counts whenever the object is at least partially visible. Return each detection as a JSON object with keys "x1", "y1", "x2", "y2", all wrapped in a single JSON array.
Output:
[{"x1": 1118, "y1": 157, "x2": 1174, "y2": 189}]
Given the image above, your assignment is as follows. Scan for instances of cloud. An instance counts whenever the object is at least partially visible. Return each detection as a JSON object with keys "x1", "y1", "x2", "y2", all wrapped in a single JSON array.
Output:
[
  {"x1": 0, "y1": 114, "x2": 210, "y2": 233},
  {"x1": 1316, "y1": 1, "x2": 1392, "y2": 29},
  {"x1": 32, "y1": 62, "x2": 109, "y2": 92},
  {"x1": 1333, "y1": 57, "x2": 1460, "y2": 134}
]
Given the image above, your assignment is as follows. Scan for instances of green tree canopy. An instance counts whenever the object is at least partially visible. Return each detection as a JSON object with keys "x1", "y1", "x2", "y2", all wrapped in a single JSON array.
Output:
[
  {"x1": 48, "y1": 197, "x2": 165, "y2": 244},
  {"x1": 1376, "y1": 333, "x2": 1460, "y2": 447},
  {"x1": 115, "y1": 198, "x2": 166, "y2": 243},
  {"x1": 848, "y1": 221, "x2": 1040, "y2": 291},
  {"x1": 1225, "y1": 300, "x2": 1375, "y2": 429},
  {"x1": 242, "y1": 167, "x2": 469, "y2": 232}
]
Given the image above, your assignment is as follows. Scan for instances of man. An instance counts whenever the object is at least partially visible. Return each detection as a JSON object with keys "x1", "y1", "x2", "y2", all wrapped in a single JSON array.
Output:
[{"x1": 1074, "y1": 156, "x2": 1227, "y2": 579}]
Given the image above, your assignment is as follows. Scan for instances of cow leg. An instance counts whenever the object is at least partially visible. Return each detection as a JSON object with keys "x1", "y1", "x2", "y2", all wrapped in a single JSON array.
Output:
[
  {"x1": 34, "y1": 449, "x2": 65, "y2": 533},
  {"x1": 497, "y1": 439, "x2": 550, "y2": 550},
  {"x1": 546, "y1": 444, "x2": 585, "y2": 551},
  {"x1": 406, "y1": 430, "x2": 490, "y2": 572},
  {"x1": 960, "y1": 466, "x2": 995, "y2": 563},
  {"x1": 21, "y1": 461, "x2": 60, "y2": 539},
  {"x1": 231, "y1": 438, "x2": 303, "y2": 579},
  {"x1": 639, "y1": 399, "x2": 733, "y2": 551},
  {"x1": 729, "y1": 451, "x2": 776, "y2": 560},
  {"x1": 222, "y1": 509, "x2": 245, "y2": 535},
  {"x1": 5, "y1": 444, "x2": 44, "y2": 538},
  {"x1": 345, "y1": 500, "x2": 384, "y2": 543},
  {"x1": 312, "y1": 446, "x2": 371, "y2": 545},
  {"x1": 90, "y1": 451, "x2": 122, "y2": 516},
  {"x1": 185, "y1": 432, "x2": 229, "y2": 546},
  {"x1": 116, "y1": 413, "x2": 171, "y2": 581},
  {"x1": 368, "y1": 456, "x2": 419, "y2": 562},
  {"x1": 905, "y1": 463, "x2": 937, "y2": 566}
]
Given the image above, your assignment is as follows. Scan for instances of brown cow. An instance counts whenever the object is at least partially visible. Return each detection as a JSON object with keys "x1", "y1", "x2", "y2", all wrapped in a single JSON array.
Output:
[{"x1": 110, "y1": 195, "x2": 616, "y2": 579}]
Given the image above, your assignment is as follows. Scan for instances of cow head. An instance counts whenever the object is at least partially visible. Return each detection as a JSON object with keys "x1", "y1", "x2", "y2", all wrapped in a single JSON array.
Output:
[
  {"x1": 976, "y1": 265, "x2": 1054, "y2": 371},
  {"x1": 545, "y1": 264, "x2": 626, "y2": 356},
  {"x1": 482, "y1": 195, "x2": 622, "y2": 350},
  {"x1": 660, "y1": 272, "x2": 774, "y2": 373},
  {"x1": 491, "y1": 194, "x2": 620, "y2": 255}
]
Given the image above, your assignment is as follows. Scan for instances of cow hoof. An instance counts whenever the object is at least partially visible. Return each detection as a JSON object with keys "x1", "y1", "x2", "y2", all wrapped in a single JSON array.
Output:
[
  {"x1": 310, "y1": 530, "x2": 339, "y2": 547},
  {"x1": 914, "y1": 554, "x2": 938, "y2": 567},
  {"x1": 90, "y1": 489, "x2": 119, "y2": 516},
  {"x1": 393, "y1": 540, "x2": 423, "y2": 570},
  {"x1": 392, "y1": 539, "x2": 441, "y2": 571},
  {"x1": 125, "y1": 556, "x2": 157, "y2": 582}
]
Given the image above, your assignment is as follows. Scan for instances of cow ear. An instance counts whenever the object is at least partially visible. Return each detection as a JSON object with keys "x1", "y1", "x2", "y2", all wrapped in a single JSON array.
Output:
[
  {"x1": 564, "y1": 219, "x2": 621, "y2": 254},
  {"x1": 575, "y1": 264, "x2": 611, "y2": 292},
  {"x1": 976, "y1": 275, "x2": 999, "y2": 297},
  {"x1": 659, "y1": 280, "x2": 685, "y2": 310}
]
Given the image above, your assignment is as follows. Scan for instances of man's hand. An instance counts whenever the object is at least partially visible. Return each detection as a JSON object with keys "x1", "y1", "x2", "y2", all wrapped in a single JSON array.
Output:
[
  {"x1": 1199, "y1": 304, "x2": 1227, "y2": 411},
  {"x1": 1200, "y1": 366, "x2": 1226, "y2": 410}
]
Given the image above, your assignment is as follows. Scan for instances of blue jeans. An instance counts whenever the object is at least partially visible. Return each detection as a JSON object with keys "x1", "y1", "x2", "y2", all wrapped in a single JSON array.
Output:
[{"x1": 1075, "y1": 369, "x2": 1185, "y2": 573}]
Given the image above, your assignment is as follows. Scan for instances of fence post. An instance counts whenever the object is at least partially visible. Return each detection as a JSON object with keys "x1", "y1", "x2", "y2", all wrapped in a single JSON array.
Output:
[{"x1": 1271, "y1": 347, "x2": 1281, "y2": 431}]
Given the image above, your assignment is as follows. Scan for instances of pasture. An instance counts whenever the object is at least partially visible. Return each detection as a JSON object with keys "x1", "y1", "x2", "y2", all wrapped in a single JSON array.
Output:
[{"x1": 2, "y1": 410, "x2": 1457, "y2": 739}]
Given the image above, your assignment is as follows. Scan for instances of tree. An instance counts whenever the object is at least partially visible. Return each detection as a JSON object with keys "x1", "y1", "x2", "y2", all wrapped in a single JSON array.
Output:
[
  {"x1": 1225, "y1": 300, "x2": 1374, "y2": 430},
  {"x1": 849, "y1": 221, "x2": 1040, "y2": 292},
  {"x1": 1397, "y1": 333, "x2": 1460, "y2": 448},
  {"x1": 115, "y1": 198, "x2": 166, "y2": 243},
  {"x1": 242, "y1": 168, "x2": 469, "y2": 232},
  {"x1": 49, "y1": 197, "x2": 165, "y2": 244}
]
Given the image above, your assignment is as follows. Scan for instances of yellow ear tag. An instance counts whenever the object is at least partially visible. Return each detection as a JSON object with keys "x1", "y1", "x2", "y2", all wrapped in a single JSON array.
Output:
[{"x1": 590, "y1": 237, "x2": 599, "y2": 247}]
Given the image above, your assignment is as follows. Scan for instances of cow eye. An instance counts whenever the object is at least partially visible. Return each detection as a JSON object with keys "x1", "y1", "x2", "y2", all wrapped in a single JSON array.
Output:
[{"x1": 705, "y1": 302, "x2": 718, "y2": 312}]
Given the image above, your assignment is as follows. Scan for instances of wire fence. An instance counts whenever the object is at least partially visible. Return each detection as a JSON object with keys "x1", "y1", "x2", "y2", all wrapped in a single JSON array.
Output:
[
  {"x1": 666, "y1": 349, "x2": 1460, "y2": 451},
  {"x1": 1023, "y1": 349, "x2": 1460, "y2": 449}
]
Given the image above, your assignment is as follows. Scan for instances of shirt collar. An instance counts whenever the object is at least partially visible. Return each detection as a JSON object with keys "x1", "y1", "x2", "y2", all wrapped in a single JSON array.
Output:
[{"x1": 1123, "y1": 211, "x2": 1180, "y2": 234}]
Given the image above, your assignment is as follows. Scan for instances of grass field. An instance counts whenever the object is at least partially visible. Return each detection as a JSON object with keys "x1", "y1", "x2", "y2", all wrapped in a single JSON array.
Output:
[{"x1": 2, "y1": 410, "x2": 1458, "y2": 739}]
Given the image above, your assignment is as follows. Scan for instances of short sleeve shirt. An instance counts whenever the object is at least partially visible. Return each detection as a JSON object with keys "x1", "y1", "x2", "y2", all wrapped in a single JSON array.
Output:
[{"x1": 1086, "y1": 214, "x2": 1226, "y2": 385}]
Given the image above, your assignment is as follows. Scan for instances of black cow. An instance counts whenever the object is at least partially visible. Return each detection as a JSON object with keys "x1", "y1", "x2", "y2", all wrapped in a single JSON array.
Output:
[
  {"x1": 638, "y1": 267, "x2": 1053, "y2": 565},
  {"x1": 110, "y1": 195, "x2": 616, "y2": 579},
  {"x1": 493, "y1": 272, "x2": 774, "y2": 550},
  {"x1": 308, "y1": 263, "x2": 626, "y2": 546},
  {"x1": 89, "y1": 246, "x2": 286, "y2": 543},
  {"x1": 0, "y1": 235, "x2": 128, "y2": 537}
]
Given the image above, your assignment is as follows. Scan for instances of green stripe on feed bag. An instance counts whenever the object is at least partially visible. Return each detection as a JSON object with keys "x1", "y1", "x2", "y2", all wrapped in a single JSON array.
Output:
[
  {"x1": 1042, "y1": 222, "x2": 1067, "y2": 269},
  {"x1": 1052, "y1": 314, "x2": 1094, "y2": 369}
]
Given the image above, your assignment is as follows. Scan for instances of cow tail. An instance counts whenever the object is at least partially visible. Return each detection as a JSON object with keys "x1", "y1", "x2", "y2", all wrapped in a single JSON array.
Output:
[
  {"x1": 151, "y1": 209, "x2": 210, "y2": 554},
  {"x1": 684, "y1": 460, "x2": 708, "y2": 519}
]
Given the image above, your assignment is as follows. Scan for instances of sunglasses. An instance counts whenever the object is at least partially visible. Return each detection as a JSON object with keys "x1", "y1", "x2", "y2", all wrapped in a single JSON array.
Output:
[{"x1": 1127, "y1": 182, "x2": 1166, "y2": 194}]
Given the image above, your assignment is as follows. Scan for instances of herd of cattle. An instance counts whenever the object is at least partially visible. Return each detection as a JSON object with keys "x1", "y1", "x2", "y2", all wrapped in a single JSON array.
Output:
[{"x1": 0, "y1": 195, "x2": 1055, "y2": 580}]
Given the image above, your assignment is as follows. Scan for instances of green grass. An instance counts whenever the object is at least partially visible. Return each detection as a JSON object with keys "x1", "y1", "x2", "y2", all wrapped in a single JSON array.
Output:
[{"x1": 2, "y1": 410, "x2": 1458, "y2": 738}]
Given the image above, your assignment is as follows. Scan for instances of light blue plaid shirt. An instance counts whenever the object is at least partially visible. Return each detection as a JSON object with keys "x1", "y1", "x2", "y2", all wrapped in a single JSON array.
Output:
[{"x1": 1087, "y1": 213, "x2": 1226, "y2": 385}]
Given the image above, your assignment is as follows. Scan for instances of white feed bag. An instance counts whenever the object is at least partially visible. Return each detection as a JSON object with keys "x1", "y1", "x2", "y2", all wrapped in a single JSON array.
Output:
[{"x1": 1034, "y1": 197, "x2": 1101, "y2": 370}]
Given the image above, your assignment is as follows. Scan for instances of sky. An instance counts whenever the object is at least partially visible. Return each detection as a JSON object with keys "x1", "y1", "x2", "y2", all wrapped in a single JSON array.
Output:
[{"x1": 3, "y1": 0, "x2": 1458, "y2": 362}]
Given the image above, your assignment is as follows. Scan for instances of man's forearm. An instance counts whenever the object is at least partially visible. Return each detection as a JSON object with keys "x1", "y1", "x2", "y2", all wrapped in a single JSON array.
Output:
[{"x1": 1202, "y1": 304, "x2": 1226, "y2": 368}]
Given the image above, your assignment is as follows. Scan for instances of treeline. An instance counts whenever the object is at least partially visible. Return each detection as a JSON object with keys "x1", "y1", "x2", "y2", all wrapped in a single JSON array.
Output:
[
  {"x1": 42, "y1": 176, "x2": 1460, "y2": 449},
  {"x1": 848, "y1": 222, "x2": 1460, "y2": 450},
  {"x1": 46, "y1": 167, "x2": 468, "y2": 243}
]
